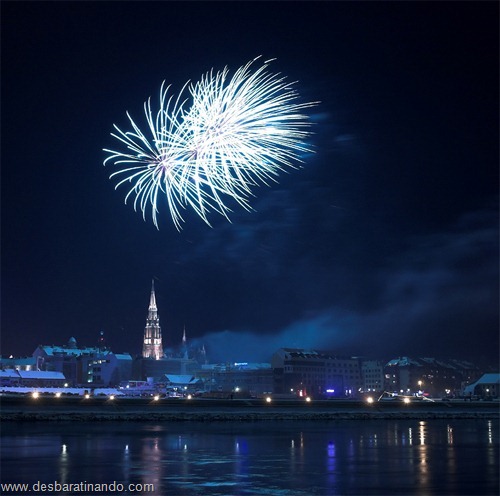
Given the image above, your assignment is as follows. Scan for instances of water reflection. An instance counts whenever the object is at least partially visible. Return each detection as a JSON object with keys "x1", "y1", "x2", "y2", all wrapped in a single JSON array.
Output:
[
  {"x1": 140, "y1": 436, "x2": 162, "y2": 490},
  {"x1": 59, "y1": 443, "x2": 68, "y2": 485},
  {"x1": 419, "y1": 420, "x2": 426, "y2": 444},
  {"x1": 1, "y1": 419, "x2": 498, "y2": 495},
  {"x1": 447, "y1": 424, "x2": 454, "y2": 444}
]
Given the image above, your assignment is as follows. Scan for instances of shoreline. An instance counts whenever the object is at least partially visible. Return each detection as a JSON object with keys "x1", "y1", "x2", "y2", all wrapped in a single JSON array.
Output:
[
  {"x1": 1, "y1": 395, "x2": 498, "y2": 421},
  {"x1": 2, "y1": 411, "x2": 498, "y2": 422}
]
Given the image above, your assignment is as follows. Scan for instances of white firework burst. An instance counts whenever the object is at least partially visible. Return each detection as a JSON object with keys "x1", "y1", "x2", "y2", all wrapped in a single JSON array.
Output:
[{"x1": 104, "y1": 56, "x2": 318, "y2": 229}]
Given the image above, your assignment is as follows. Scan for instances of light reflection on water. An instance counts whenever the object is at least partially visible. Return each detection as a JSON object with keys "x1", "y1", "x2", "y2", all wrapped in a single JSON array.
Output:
[{"x1": 1, "y1": 419, "x2": 498, "y2": 495}]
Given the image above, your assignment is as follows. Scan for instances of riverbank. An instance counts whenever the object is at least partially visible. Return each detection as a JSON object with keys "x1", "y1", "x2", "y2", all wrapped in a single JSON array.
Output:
[{"x1": 1, "y1": 394, "x2": 498, "y2": 421}]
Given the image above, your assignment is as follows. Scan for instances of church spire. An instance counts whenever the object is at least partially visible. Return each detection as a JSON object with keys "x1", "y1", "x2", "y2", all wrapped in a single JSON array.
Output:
[
  {"x1": 148, "y1": 279, "x2": 157, "y2": 317},
  {"x1": 142, "y1": 279, "x2": 164, "y2": 360},
  {"x1": 150, "y1": 279, "x2": 157, "y2": 308},
  {"x1": 182, "y1": 325, "x2": 188, "y2": 359}
]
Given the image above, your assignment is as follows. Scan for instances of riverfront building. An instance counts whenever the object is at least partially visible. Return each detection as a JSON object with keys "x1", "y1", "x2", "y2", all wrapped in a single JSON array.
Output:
[
  {"x1": 463, "y1": 373, "x2": 500, "y2": 399},
  {"x1": 384, "y1": 356, "x2": 482, "y2": 396},
  {"x1": 32, "y1": 337, "x2": 132, "y2": 387},
  {"x1": 198, "y1": 362, "x2": 274, "y2": 396},
  {"x1": 271, "y1": 348, "x2": 362, "y2": 398},
  {"x1": 0, "y1": 369, "x2": 66, "y2": 387},
  {"x1": 360, "y1": 360, "x2": 385, "y2": 393}
]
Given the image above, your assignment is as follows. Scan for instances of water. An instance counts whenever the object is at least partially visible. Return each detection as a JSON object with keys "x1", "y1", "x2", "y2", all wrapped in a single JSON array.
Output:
[{"x1": 1, "y1": 419, "x2": 498, "y2": 495}]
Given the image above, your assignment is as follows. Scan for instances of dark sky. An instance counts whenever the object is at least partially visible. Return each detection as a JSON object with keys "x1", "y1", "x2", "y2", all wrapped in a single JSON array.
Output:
[{"x1": 2, "y1": 2, "x2": 498, "y2": 365}]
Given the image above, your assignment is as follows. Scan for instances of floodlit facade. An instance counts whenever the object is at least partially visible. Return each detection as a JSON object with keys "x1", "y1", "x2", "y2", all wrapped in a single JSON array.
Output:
[{"x1": 142, "y1": 280, "x2": 164, "y2": 360}]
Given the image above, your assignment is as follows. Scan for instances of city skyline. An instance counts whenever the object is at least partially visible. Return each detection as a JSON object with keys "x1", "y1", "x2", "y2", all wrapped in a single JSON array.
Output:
[
  {"x1": 3, "y1": 278, "x2": 494, "y2": 370},
  {"x1": 2, "y1": 2, "x2": 498, "y2": 365}
]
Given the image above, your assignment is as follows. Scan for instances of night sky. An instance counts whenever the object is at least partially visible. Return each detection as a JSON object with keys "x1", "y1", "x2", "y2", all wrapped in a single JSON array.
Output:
[{"x1": 2, "y1": 2, "x2": 498, "y2": 365}]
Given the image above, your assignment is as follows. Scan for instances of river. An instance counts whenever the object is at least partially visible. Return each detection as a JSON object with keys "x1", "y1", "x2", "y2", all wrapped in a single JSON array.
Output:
[{"x1": 1, "y1": 419, "x2": 498, "y2": 495}]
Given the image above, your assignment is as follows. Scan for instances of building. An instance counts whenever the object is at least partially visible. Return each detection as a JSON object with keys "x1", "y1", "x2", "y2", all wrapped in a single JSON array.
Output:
[
  {"x1": 135, "y1": 356, "x2": 199, "y2": 381},
  {"x1": 0, "y1": 369, "x2": 24, "y2": 386},
  {"x1": 0, "y1": 356, "x2": 37, "y2": 371},
  {"x1": 81, "y1": 352, "x2": 133, "y2": 386},
  {"x1": 164, "y1": 374, "x2": 203, "y2": 395},
  {"x1": 142, "y1": 280, "x2": 164, "y2": 360},
  {"x1": 32, "y1": 337, "x2": 132, "y2": 387},
  {"x1": 271, "y1": 348, "x2": 362, "y2": 398},
  {"x1": 135, "y1": 281, "x2": 203, "y2": 380},
  {"x1": 360, "y1": 360, "x2": 385, "y2": 393},
  {"x1": 463, "y1": 373, "x2": 500, "y2": 399},
  {"x1": 384, "y1": 356, "x2": 482, "y2": 397},
  {"x1": 198, "y1": 362, "x2": 274, "y2": 396},
  {"x1": 0, "y1": 369, "x2": 66, "y2": 388},
  {"x1": 33, "y1": 337, "x2": 91, "y2": 384}
]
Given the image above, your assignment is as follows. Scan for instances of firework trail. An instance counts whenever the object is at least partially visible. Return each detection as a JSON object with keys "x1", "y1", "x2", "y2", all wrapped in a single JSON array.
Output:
[{"x1": 104, "y1": 57, "x2": 317, "y2": 229}]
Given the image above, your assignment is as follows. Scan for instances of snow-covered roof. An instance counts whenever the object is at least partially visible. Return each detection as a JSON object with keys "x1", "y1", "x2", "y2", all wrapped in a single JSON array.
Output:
[
  {"x1": 232, "y1": 362, "x2": 271, "y2": 370},
  {"x1": 36, "y1": 345, "x2": 102, "y2": 357},
  {"x1": 35, "y1": 347, "x2": 131, "y2": 361},
  {"x1": 479, "y1": 373, "x2": 500, "y2": 384},
  {"x1": 463, "y1": 373, "x2": 500, "y2": 394},
  {"x1": 17, "y1": 370, "x2": 65, "y2": 380},
  {"x1": 473, "y1": 373, "x2": 500, "y2": 385},
  {"x1": 0, "y1": 357, "x2": 36, "y2": 366},
  {"x1": 386, "y1": 357, "x2": 481, "y2": 370},
  {"x1": 113, "y1": 354, "x2": 133, "y2": 360},
  {"x1": 275, "y1": 348, "x2": 355, "y2": 361},
  {"x1": 1, "y1": 370, "x2": 65, "y2": 380},
  {"x1": 202, "y1": 362, "x2": 271, "y2": 371},
  {"x1": 0, "y1": 370, "x2": 20, "y2": 378},
  {"x1": 164, "y1": 374, "x2": 199, "y2": 384},
  {"x1": 386, "y1": 357, "x2": 422, "y2": 367}
]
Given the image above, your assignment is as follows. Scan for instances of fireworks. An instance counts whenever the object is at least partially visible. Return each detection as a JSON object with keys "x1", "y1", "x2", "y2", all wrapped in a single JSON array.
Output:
[{"x1": 104, "y1": 57, "x2": 317, "y2": 229}]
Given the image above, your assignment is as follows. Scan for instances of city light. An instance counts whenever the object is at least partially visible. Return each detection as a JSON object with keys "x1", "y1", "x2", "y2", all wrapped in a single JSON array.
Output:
[
  {"x1": 153, "y1": 395, "x2": 160, "y2": 401},
  {"x1": 55, "y1": 392, "x2": 61, "y2": 398},
  {"x1": 403, "y1": 397, "x2": 411, "y2": 404},
  {"x1": 366, "y1": 396, "x2": 374, "y2": 404},
  {"x1": 32, "y1": 391, "x2": 39, "y2": 399},
  {"x1": 265, "y1": 397, "x2": 272, "y2": 403},
  {"x1": 305, "y1": 397, "x2": 311, "y2": 403}
]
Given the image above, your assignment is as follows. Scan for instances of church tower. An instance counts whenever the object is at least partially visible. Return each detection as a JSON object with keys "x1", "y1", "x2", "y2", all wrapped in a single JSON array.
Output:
[
  {"x1": 142, "y1": 280, "x2": 164, "y2": 360},
  {"x1": 182, "y1": 325, "x2": 188, "y2": 359}
]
